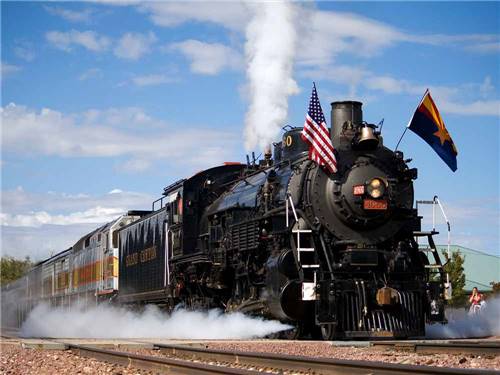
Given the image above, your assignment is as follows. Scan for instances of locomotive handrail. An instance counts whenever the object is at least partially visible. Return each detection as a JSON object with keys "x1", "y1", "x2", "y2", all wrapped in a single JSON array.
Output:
[
  {"x1": 416, "y1": 196, "x2": 451, "y2": 260},
  {"x1": 416, "y1": 195, "x2": 452, "y2": 297},
  {"x1": 152, "y1": 196, "x2": 165, "y2": 211},
  {"x1": 286, "y1": 193, "x2": 299, "y2": 227}
]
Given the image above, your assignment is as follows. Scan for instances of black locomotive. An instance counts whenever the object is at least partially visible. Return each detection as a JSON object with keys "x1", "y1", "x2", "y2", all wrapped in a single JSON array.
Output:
[{"x1": 118, "y1": 101, "x2": 448, "y2": 339}]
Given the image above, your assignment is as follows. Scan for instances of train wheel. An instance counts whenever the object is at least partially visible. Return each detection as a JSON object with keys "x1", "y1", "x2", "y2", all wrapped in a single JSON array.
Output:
[{"x1": 320, "y1": 324, "x2": 336, "y2": 341}]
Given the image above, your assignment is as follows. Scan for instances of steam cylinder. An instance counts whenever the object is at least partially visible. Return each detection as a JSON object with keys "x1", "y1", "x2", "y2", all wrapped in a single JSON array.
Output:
[{"x1": 330, "y1": 101, "x2": 363, "y2": 144}]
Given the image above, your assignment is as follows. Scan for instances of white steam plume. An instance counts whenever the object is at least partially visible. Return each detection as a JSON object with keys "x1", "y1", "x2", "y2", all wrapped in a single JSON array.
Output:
[
  {"x1": 243, "y1": 1, "x2": 299, "y2": 151},
  {"x1": 426, "y1": 297, "x2": 500, "y2": 339},
  {"x1": 20, "y1": 303, "x2": 291, "y2": 339}
]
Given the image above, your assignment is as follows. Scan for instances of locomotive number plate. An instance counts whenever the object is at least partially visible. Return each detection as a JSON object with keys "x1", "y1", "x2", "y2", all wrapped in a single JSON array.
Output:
[{"x1": 363, "y1": 199, "x2": 388, "y2": 210}]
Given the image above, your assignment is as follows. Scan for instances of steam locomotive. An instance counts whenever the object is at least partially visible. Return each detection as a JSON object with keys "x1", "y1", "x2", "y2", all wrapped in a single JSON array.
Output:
[{"x1": 3, "y1": 101, "x2": 450, "y2": 340}]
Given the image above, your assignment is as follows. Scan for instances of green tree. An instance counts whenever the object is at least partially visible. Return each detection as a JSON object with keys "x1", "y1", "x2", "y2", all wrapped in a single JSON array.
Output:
[
  {"x1": 442, "y1": 250, "x2": 467, "y2": 307},
  {"x1": 490, "y1": 281, "x2": 500, "y2": 295},
  {"x1": 0, "y1": 256, "x2": 33, "y2": 286}
]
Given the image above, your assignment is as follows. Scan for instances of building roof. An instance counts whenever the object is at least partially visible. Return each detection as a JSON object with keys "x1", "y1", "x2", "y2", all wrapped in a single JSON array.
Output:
[{"x1": 435, "y1": 245, "x2": 499, "y2": 292}]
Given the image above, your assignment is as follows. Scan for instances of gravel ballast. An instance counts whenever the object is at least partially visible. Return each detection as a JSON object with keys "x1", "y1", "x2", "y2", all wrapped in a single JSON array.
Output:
[
  {"x1": 1, "y1": 340, "x2": 499, "y2": 373},
  {"x1": 0, "y1": 344, "x2": 152, "y2": 375}
]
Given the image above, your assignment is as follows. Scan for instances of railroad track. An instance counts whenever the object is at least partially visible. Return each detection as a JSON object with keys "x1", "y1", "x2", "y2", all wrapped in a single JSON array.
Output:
[
  {"x1": 4, "y1": 332, "x2": 498, "y2": 374},
  {"x1": 0, "y1": 327, "x2": 20, "y2": 339},
  {"x1": 69, "y1": 344, "x2": 253, "y2": 375},
  {"x1": 370, "y1": 340, "x2": 500, "y2": 356},
  {"x1": 67, "y1": 342, "x2": 499, "y2": 375}
]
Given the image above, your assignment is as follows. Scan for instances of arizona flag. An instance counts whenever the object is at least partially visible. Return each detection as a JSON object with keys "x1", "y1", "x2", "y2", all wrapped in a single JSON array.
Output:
[{"x1": 408, "y1": 90, "x2": 458, "y2": 172}]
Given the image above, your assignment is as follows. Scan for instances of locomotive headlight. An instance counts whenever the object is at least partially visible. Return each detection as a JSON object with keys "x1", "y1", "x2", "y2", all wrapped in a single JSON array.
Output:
[{"x1": 367, "y1": 178, "x2": 386, "y2": 199}]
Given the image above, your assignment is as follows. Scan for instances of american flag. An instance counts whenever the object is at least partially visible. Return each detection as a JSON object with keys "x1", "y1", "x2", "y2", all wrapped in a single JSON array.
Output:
[{"x1": 301, "y1": 83, "x2": 337, "y2": 173}]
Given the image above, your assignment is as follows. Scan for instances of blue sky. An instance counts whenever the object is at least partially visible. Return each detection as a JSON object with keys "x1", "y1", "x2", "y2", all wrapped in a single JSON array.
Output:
[{"x1": 1, "y1": 1, "x2": 499, "y2": 260}]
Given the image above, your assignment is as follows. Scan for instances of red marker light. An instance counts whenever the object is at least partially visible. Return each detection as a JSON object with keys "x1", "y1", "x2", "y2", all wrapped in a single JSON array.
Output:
[
  {"x1": 353, "y1": 185, "x2": 365, "y2": 196},
  {"x1": 177, "y1": 197, "x2": 183, "y2": 216}
]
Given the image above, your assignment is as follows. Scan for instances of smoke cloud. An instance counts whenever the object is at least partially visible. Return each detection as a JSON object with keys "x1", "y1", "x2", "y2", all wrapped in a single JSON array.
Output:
[
  {"x1": 426, "y1": 297, "x2": 500, "y2": 339},
  {"x1": 243, "y1": 2, "x2": 299, "y2": 151},
  {"x1": 20, "y1": 303, "x2": 291, "y2": 339}
]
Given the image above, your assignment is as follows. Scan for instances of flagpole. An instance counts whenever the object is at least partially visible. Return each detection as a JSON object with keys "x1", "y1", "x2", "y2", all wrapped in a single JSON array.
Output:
[{"x1": 395, "y1": 127, "x2": 408, "y2": 151}]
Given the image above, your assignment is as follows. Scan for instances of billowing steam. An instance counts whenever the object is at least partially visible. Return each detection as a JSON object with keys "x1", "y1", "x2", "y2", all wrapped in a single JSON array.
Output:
[
  {"x1": 426, "y1": 297, "x2": 500, "y2": 339},
  {"x1": 243, "y1": 2, "x2": 299, "y2": 151},
  {"x1": 20, "y1": 303, "x2": 291, "y2": 339}
]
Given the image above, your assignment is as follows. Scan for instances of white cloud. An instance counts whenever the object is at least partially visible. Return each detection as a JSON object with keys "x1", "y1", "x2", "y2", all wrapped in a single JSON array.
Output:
[
  {"x1": 116, "y1": 158, "x2": 152, "y2": 172},
  {"x1": 298, "y1": 10, "x2": 499, "y2": 66},
  {"x1": 1, "y1": 186, "x2": 151, "y2": 218},
  {"x1": 113, "y1": 32, "x2": 156, "y2": 60},
  {"x1": 1, "y1": 62, "x2": 21, "y2": 77},
  {"x1": 300, "y1": 65, "x2": 368, "y2": 97},
  {"x1": 1, "y1": 103, "x2": 240, "y2": 171},
  {"x1": 479, "y1": 76, "x2": 494, "y2": 98},
  {"x1": 294, "y1": 9, "x2": 499, "y2": 68},
  {"x1": 414, "y1": 33, "x2": 500, "y2": 54},
  {"x1": 0, "y1": 207, "x2": 125, "y2": 227},
  {"x1": 439, "y1": 99, "x2": 500, "y2": 117},
  {"x1": 364, "y1": 76, "x2": 499, "y2": 117},
  {"x1": 46, "y1": 30, "x2": 111, "y2": 52},
  {"x1": 296, "y1": 9, "x2": 406, "y2": 66},
  {"x1": 0, "y1": 187, "x2": 153, "y2": 259},
  {"x1": 45, "y1": 6, "x2": 94, "y2": 23},
  {"x1": 1, "y1": 224, "x2": 98, "y2": 260},
  {"x1": 45, "y1": 29, "x2": 158, "y2": 60},
  {"x1": 137, "y1": 2, "x2": 249, "y2": 31},
  {"x1": 169, "y1": 39, "x2": 243, "y2": 75},
  {"x1": 131, "y1": 74, "x2": 175, "y2": 86},
  {"x1": 13, "y1": 40, "x2": 35, "y2": 62},
  {"x1": 78, "y1": 68, "x2": 102, "y2": 81},
  {"x1": 465, "y1": 42, "x2": 500, "y2": 53}
]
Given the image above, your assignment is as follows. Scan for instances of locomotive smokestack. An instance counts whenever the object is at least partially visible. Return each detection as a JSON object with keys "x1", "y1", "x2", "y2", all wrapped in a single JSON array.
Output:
[{"x1": 330, "y1": 101, "x2": 363, "y2": 147}]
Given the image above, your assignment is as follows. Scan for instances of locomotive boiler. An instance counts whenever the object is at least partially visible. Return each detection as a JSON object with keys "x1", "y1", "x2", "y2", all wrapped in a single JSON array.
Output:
[{"x1": 116, "y1": 100, "x2": 449, "y2": 339}]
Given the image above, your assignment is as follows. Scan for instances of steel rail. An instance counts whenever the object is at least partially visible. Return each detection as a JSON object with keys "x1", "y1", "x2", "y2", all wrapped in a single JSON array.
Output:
[
  {"x1": 67, "y1": 344, "x2": 256, "y2": 375},
  {"x1": 154, "y1": 343, "x2": 499, "y2": 375},
  {"x1": 371, "y1": 341, "x2": 500, "y2": 356},
  {"x1": 0, "y1": 329, "x2": 20, "y2": 339}
]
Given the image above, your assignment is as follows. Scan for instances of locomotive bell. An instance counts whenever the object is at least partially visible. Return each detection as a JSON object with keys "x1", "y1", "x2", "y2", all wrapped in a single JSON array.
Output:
[{"x1": 357, "y1": 124, "x2": 379, "y2": 149}]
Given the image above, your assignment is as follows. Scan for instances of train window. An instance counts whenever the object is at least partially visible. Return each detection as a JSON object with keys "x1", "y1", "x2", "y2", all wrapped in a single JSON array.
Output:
[
  {"x1": 85, "y1": 237, "x2": 90, "y2": 248},
  {"x1": 98, "y1": 233, "x2": 101, "y2": 242},
  {"x1": 112, "y1": 231, "x2": 118, "y2": 248}
]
